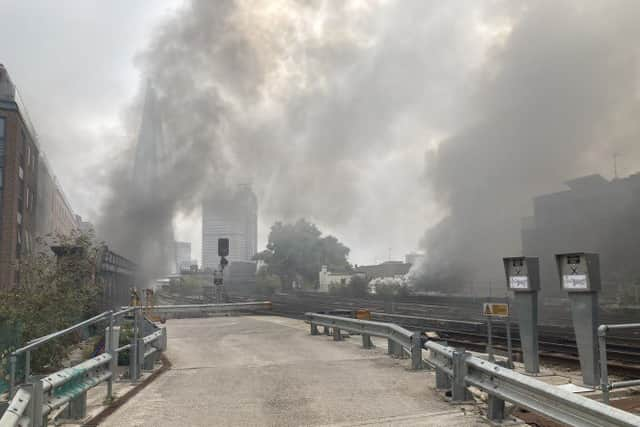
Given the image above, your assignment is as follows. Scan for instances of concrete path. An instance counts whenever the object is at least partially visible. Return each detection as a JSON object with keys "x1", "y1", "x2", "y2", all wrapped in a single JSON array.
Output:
[{"x1": 101, "y1": 316, "x2": 486, "y2": 427}]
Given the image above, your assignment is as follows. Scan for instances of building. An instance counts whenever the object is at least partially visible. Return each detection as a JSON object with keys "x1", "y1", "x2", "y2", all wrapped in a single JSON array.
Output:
[
  {"x1": 35, "y1": 155, "x2": 78, "y2": 244},
  {"x1": 0, "y1": 65, "x2": 42, "y2": 287},
  {"x1": 174, "y1": 241, "x2": 191, "y2": 273},
  {"x1": 202, "y1": 184, "x2": 257, "y2": 268},
  {"x1": 357, "y1": 261, "x2": 412, "y2": 280},
  {"x1": 318, "y1": 265, "x2": 358, "y2": 292},
  {"x1": 522, "y1": 173, "x2": 640, "y2": 300},
  {"x1": 405, "y1": 252, "x2": 425, "y2": 267},
  {"x1": 0, "y1": 64, "x2": 79, "y2": 288}
]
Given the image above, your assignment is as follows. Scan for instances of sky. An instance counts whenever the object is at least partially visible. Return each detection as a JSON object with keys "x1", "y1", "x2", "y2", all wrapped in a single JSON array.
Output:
[{"x1": 1, "y1": 0, "x2": 639, "y2": 279}]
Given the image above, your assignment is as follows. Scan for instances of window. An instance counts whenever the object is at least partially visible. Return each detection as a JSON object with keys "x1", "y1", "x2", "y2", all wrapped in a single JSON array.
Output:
[
  {"x1": 25, "y1": 187, "x2": 29, "y2": 210},
  {"x1": 18, "y1": 166, "x2": 23, "y2": 180},
  {"x1": 16, "y1": 212, "x2": 21, "y2": 225},
  {"x1": 0, "y1": 117, "x2": 4, "y2": 138}
]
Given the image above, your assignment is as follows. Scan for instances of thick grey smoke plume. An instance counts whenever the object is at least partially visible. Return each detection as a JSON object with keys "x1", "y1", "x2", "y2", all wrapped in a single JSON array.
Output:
[
  {"x1": 98, "y1": 0, "x2": 640, "y2": 283},
  {"x1": 418, "y1": 1, "x2": 640, "y2": 288}
]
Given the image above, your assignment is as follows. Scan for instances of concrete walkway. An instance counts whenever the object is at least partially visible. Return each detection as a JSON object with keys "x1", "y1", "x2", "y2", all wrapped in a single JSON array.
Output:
[{"x1": 101, "y1": 316, "x2": 486, "y2": 427}]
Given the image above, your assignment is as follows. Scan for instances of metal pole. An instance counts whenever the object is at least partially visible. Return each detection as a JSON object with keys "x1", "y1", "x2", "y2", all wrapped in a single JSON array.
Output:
[
  {"x1": 9, "y1": 354, "x2": 16, "y2": 398},
  {"x1": 506, "y1": 317, "x2": 513, "y2": 369},
  {"x1": 598, "y1": 326, "x2": 609, "y2": 404},
  {"x1": 487, "y1": 317, "x2": 494, "y2": 363},
  {"x1": 107, "y1": 311, "x2": 114, "y2": 400},
  {"x1": 131, "y1": 307, "x2": 140, "y2": 381},
  {"x1": 24, "y1": 351, "x2": 30, "y2": 383}
]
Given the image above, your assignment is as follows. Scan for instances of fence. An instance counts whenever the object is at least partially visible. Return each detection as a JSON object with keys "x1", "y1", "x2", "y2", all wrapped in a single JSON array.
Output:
[
  {"x1": 306, "y1": 312, "x2": 423, "y2": 370},
  {"x1": 598, "y1": 322, "x2": 640, "y2": 404},
  {"x1": 0, "y1": 307, "x2": 166, "y2": 427},
  {"x1": 306, "y1": 312, "x2": 640, "y2": 427}
]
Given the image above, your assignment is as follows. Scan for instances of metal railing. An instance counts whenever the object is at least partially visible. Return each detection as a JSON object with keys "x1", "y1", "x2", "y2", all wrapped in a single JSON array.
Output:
[
  {"x1": 131, "y1": 301, "x2": 272, "y2": 313},
  {"x1": 598, "y1": 322, "x2": 640, "y2": 404},
  {"x1": 1, "y1": 307, "x2": 167, "y2": 427},
  {"x1": 306, "y1": 313, "x2": 640, "y2": 426},
  {"x1": 426, "y1": 340, "x2": 640, "y2": 427},
  {"x1": 306, "y1": 312, "x2": 423, "y2": 370}
]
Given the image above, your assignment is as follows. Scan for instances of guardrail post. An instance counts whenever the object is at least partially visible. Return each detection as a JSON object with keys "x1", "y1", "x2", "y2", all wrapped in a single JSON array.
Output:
[
  {"x1": 66, "y1": 391, "x2": 88, "y2": 420},
  {"x1": 410, "y1": 332, "x2": 423, "y2": 370},
  {"x1": 143, "y1": 349, "x2": 156, "y2": 371},
  {"x1": 451, "y1": 349, "x2": 471, "y2": 402},
  {"x1": 130, "y1": 308, "x2": 141, "y2": 381},
  {"x1": 487, "y1": 394, "x2": 505, "y2": 421},
  {"x1": 159, "y1": 326, "x2": 168, "y2": 352},
  {"x1": 106, "y1": 312, "x2": 118, "y2": 400},
  {"x1": 362, "y1": 333, "x2": 372, "y2": 349},
  {"x1": 435, "y1": 367, "x2": 451, "y2": 390},
  {"x1": 310, "y1": 322, "x2": 319, "y2": 335},
  {"x1": 598, "y1": 325, "x2": 609, "y2": 404},
  {"x1": 137, "y1": 336, "x2": 146, "y2": 374},
  {"x1": 387, "y1": 339, "x2": 395, "y2": 355},
  {"x1": 30, "y1": 380, "x2": 44, "y2": 427},
  {"x1": 8, "y1": 355, "x2": 16, "y2": 398},
  {"x1": 333, "y1": 327, "x2": 343, "y2": 341},
  {"x1": 24, "y1": 351, "x2": 31, "y2": 384}
]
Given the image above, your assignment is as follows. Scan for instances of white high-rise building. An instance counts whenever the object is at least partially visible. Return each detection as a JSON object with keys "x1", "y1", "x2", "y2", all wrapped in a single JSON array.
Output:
[{"x1": 202, "y1": 185, "x2": 257, "y2": 268}]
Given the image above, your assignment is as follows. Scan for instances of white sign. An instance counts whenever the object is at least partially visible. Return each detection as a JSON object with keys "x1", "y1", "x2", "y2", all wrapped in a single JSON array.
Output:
[
  {"x1": 509, "y1": 276, "x2": 529, "y2": 290},
  {"x1": 563, "y1": 274, "x2": 588, "y2": 290}
]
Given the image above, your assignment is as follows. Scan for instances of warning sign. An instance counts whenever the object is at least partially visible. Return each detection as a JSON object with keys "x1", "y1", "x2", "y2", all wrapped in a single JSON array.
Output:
[{"x1": 483, "y1": 303, "x2": 509, "y2": 318}]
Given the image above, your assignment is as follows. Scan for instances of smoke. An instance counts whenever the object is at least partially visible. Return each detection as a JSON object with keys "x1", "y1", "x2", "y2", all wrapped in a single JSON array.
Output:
[
  {"x1": 417, "y1": 1, "x2": 640, "y2": 289},
  {"x1": 97, "y1": 0, "x2": 640, "y2": 284}
]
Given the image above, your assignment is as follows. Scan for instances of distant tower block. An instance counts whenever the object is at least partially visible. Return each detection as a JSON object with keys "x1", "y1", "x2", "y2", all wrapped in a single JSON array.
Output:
[{"x1": 202, "y1": 185, "x2": 258, "y2": 269}]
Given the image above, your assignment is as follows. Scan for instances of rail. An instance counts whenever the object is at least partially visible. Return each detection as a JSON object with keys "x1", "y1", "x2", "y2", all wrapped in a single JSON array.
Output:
[
  {"x1": 425, "y1": 340, "x2": 640, "y2": 426},
  {"x1": 598, "y1": 322, "x2": 640, "y2": 404},
  {"x1": 1, "y1": 300, "x2": 270, "y2": 426},
  {"x1": 1, "y1": 306, "x2": 166, "y2": 427},
  {"x1": 0, "y1": 322, "x2": 165, "y2": 427},
  {"x1": 306, "y1": 312, "x2": 423, "y2": 370},
  {"x1": 7, "y1": 308, "x2": 136, "y2": 397},
  {"x1": 306, "y1": 313, "x2": 640, "y2": 426},
  {"x1": 131, "y1": 301, "x2": 272, "y2": 313}
]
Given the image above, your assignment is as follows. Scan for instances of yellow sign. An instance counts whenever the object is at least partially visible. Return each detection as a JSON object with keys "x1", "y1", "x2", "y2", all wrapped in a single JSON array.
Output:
[{"x1": 483, "y1": 303, "x2": 509, "y2": 318}]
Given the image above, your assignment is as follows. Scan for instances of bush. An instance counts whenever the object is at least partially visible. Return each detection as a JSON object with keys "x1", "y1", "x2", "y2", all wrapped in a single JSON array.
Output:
[
  {"x1": 256, "y1": 269, "x2": 281, "y2": 296},
  {"x1": 0, "y1": 232, "x2": 102, "y2": 375}
]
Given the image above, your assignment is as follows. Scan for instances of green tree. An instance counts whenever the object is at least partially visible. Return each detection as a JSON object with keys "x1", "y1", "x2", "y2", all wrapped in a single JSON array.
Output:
[
  {"x1": 0, "y1": 232, "x2": 102, "y2": 374},
  {"x1": 254, "y1": 219, "x2": 351, "y2": 290},
  {"x1": 255, "y1": 267, "x2": 282, "y2": 296}
]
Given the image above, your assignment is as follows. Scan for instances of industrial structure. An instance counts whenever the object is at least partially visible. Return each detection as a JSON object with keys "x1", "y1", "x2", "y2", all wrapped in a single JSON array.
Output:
[{"x1": 522, "y1": 172, "x2": 640, "y2": 301}]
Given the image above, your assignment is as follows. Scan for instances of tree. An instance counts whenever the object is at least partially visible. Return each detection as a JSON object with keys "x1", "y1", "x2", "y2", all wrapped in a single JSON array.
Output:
[
  {"x1": 0, "y1": 232, "x2": 102, "y2": 374},
  {"x1": 254, "y1": 219, "x2": 351, "y2": 290},
  {"x1": 255, "y1": 267, "x2": 282, "y2": 296}
]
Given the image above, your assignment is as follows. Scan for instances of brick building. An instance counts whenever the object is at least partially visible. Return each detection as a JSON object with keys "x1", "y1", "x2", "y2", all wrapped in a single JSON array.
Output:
[
  {"x1": 0, "y1": 64, "x2": 41, "y2": 287},
  {"x1": 0, "y1": 64, "x2": 79, "y2": 289}
]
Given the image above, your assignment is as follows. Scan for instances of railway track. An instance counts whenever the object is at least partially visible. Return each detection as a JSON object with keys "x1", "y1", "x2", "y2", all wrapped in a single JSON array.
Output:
[{"x1": 156, "y1": 290, "x2": 640, "y2": 374}]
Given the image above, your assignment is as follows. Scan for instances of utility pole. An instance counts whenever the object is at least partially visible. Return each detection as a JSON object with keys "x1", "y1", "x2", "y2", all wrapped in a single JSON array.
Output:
[{"x1": 613, "y1": 152, "x2": 619, "y2": 179}]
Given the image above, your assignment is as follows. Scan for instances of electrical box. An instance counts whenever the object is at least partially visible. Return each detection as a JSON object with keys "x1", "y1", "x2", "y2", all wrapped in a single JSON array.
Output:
[
  {"x1": 503, "y1": 256, "x2": 540, "y2": 292},
  {"x1": 555, "y1": 252, "x2": 601, "y2": 292},
  {"x1": 218, "y1": 238, "x2": 229, "y2": 257}
]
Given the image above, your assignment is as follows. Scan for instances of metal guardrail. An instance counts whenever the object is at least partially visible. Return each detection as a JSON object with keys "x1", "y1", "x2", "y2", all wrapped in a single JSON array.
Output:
[
  {"x1": 130, "y1": 301, "x2": 272, "y2": 313},
  {"x1": 425, "y1": 340, "x2": 640, "y2": 426},
  {"x1": 598, "y1": 322, "x2": 640, "y2": 404},
  {"x1": 306, "y1": 312, "x2": 423, "y2": 370},
  {"x1": 1, "y1": 307, "x2": 166, "y2": 427},
  {"x1": 1, "y1": 300, "x2": 270, "y2": 426},
  {"x1": 306, "y1": 312, "x2": 640, "y2": 426}
]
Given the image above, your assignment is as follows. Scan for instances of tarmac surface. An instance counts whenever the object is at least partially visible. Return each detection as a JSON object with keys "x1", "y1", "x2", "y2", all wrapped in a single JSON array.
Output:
[{"x1": 100, "y1": 315, "x2": 487, "y2": 427}]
